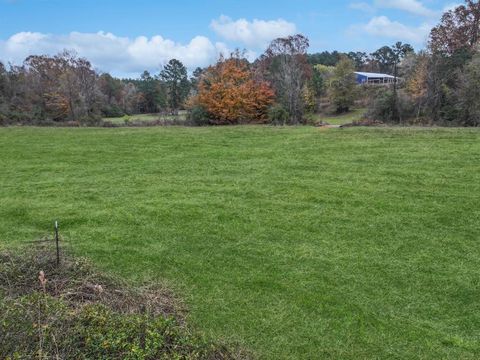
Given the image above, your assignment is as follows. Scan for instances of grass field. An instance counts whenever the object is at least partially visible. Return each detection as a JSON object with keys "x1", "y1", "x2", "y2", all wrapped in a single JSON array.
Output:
[
  {"x1": 104, "y1": 112, "x2": 187, "y2": 125},
  {"x1": 307, "y1": 108, "x2": 367, "y2": 125},
  {"x1": 1, "y1": 126, "x2": 479, "y2": 359}
]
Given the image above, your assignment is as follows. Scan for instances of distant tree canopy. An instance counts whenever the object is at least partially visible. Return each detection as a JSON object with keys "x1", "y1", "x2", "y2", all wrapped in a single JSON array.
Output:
[
  {"x1": 308, "y1": 51, "x2": 344, "y2": 67},
  {"x1": 307, "y1": 45, "x2": 414, "y2": 74},
  {"x1": 0, "y1": 54, "x2": 192, "y2": 124},
  {"x1": 4, "y1": 51, "x2": 99, "y2": 123},
  {"x1": 370, "y1": 43, "x2": 414, "y2": 74}
]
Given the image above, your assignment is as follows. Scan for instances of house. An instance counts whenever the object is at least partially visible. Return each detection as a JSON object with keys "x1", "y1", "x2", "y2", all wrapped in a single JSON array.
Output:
[{"x1": 355, "y1": 72, "x2": 397, "y2": 85}]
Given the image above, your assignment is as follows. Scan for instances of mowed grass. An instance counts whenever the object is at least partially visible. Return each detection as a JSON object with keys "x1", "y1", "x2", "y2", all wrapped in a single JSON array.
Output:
[
  {"x1": 308, "y1": 108, "x2": 367, "y2": 125},
  {"x1": 1, "y1": 126, "x2": 480, "y2": 359}
]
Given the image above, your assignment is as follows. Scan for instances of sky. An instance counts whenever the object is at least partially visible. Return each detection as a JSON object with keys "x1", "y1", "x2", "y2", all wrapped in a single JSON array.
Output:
[{"x1": 0, "y1": 0, "x2": 462, "y2": 77}]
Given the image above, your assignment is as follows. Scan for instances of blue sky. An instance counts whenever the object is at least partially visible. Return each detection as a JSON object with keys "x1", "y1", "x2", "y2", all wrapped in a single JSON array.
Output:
[{"x1": 0, "y1": 0, "x2": 461, "y2": 76}]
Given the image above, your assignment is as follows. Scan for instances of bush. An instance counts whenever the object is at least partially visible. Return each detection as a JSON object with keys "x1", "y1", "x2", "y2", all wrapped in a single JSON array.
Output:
[
  {"x1": 0, "y1": 295, "x2": 230, "y2": 359},
  {"x1": 268, "y1": 104, "x2": 290, "y2": 125},
  {"x1": 0, "y1": 112, "x2": 8, "y2": 126},
  {"x1": 78, "y1": 115, "x2": 104, "y2": 127},
  {"x1": 102, "y1": 104, "x2": 125, "y2": 118},
  {"x1": 187, "y1": 105, "x2": 211, "y2": 126},
  {"x1": 366, "y1": 89, "x2": 415, "y2": 123}
]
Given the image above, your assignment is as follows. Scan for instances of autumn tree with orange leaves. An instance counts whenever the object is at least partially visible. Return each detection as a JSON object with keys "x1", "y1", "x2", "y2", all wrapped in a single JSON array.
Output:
[{"x1": 197, "y1": 54, "x2": 274, "y2": 124}]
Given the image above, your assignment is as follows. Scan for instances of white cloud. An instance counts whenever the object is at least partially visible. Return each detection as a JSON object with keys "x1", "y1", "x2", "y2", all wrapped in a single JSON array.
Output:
[
  {"x1": 349, "y1": 2, "x2": 376, "y2": 13},
  {"x1": 210, "y1": 15, "x2": 296, "y2": 48},
  {"x1": 0, "y1": 31, "x2": 230, "y2": 77},
  {"x1": 359, "y1": 16, "x2": 432, "y2": 43},
  {"x1": 374, "y1": 0, "x2": 437, "y2": 17},
  {"x1": 443, "y1": 3, "x2": 462, "y2": 12}
]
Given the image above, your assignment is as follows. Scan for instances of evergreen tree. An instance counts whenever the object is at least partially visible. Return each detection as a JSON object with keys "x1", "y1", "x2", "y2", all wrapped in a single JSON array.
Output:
[{"x1": 160, "y1": 59, "x2": 190, "y2": 111}]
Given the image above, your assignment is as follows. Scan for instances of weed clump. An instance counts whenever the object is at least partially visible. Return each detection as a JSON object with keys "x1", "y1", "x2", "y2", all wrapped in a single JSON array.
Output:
[{"x1": 0, "y1": 246, "x2": 247, "y2": 359}]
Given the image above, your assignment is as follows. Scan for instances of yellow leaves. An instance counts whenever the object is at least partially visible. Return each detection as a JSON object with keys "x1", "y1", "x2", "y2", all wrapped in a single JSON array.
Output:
[
  {"x1": 303, "y1": 85, "x2": 316, "y2": 112},
  {"x1": 406, "y1": 57, "x2": 428, "y2": 100}
]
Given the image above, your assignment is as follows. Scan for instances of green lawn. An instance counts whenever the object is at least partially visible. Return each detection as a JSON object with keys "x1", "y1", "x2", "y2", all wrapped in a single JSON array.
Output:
[{"x1": 1, "y1": 126, "x2": 479, "y2": 359}]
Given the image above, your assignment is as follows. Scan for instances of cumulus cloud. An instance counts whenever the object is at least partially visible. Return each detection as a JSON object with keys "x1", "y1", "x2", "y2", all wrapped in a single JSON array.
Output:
[
  {"x1": 374, "y1": 0, "x2": 437, "y2": 17},
  {"x1": 0, "y1": 31, "x2": 230, "y2": 77},
  {"x1": 210, "y1": 15, "x2": 296, "y2": 48},
  {"x1": 364, "y1": 16, "x2": 432, "y2": 44},
  {"x1": 359, "y1": 16, "x2": 432, "y2": 43}
]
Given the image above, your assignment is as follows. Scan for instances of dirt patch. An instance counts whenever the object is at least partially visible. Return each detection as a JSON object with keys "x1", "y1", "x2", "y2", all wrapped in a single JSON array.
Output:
[{"x1": 0, "y1": 243, "x2": 182, "y2": 319}]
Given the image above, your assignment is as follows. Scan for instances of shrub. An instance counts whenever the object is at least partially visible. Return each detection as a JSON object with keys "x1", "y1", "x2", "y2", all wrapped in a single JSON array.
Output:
[
  {"x1": 268, "y1": 104, "x2": 290, "y2": 125},
  {"x1": 78, "y1": 115, "x2": 104, "y2": 127},
  {"x1": 0, "y1": 112, "x2": 8, "y2": 126},
  {"x1": 0, "y1": 295, "x2": 230, "y2": 359},
  {"x1": 366, "y1": 89, "x2": 415, "y2": 123},
  {"x1": 102, "y1": 104, "x2": 125, "y2": 118},
  {"x1": 187, "y1": 105, "x2": 211, "y2": 126}
]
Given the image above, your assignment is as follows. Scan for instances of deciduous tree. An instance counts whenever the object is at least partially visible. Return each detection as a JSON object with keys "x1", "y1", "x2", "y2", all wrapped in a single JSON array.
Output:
[
  {"x1": 429, "y1": 0, "x2": 480, "y2": 55},
  {"x1": 405, "y1": 53, "x2": 428, "y2": 119},
  {"x1": 197, "y1": 53, "x2": 274, "y2": 124},
  {"x1": 456, "y1": 52, "x2": 480, "y2": 126},
  {"x1": 260, "y1": 34, "x2": 311, "y2": 124},
  {"x1": 329, "y1": 57, "x2": 357, "y2": 113}
]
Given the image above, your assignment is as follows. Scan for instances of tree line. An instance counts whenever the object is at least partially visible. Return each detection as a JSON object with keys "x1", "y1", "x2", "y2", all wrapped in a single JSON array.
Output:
[
  {"x1": 307, "y1": 0, "x2": 480, "y2": 127},
  {"x1": 0, "y1": 34, "x2": 325, "y2": 125},
  {"x1": 308, "y1": 45, "x2": 414, "y2": 74},
  {"x1": 0, "y1": 33, "x2": 401, "y2": 126},
  {"x1": 0, "y1": 0, "x2": 479, "y2": 126},
  {"x1": 0, "y1": 53, "x2": 192, "y2": 125},
  {"x1": 368, "y1": 0, "x2": 480, "y2": 126}
]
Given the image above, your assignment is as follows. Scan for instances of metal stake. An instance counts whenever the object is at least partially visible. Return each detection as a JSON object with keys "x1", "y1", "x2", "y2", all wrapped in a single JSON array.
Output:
[{"x1": 55, "y1": 221, "x2": 60, "y2": 266}]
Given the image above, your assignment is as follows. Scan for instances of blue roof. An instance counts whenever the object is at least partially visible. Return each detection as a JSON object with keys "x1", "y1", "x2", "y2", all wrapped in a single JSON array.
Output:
[{"x1": 354, "y1": 72, "x2": 395, "y2": 79}]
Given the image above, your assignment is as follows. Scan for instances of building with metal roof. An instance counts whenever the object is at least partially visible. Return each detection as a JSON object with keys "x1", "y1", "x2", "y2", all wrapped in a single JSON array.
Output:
[{"x1": 355, "y1": 72, "x2": 397, "y2": 85}]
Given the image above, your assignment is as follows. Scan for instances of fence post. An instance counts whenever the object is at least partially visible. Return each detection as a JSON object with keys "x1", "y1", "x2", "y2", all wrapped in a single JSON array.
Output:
[{"x1": 55, "y1": 221, "x2": 60, "y2": 267}]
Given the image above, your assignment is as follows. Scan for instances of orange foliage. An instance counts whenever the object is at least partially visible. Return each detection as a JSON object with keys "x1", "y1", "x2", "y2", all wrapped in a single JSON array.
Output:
[{"x1": 197, "y1": 57, "x2": 274, "y2": 124}]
